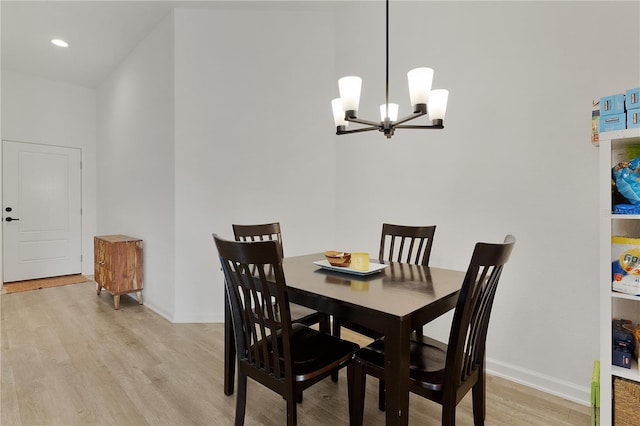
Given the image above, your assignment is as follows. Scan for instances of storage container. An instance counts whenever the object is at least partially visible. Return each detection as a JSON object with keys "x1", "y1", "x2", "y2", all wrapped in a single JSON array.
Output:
[
  {"x1": 601, "y1": 94, "x2": 626, "y2": 116},
  {"x1": 613, "y1": 377, "x2": 640, "y2": 426},
  {"x1": 626, "y1": 88, "x2": 640, "y2": 110},
  {"x1": 600, "y1": 113, "x2": 626, "y2": 132},
  {"x1": 628, "y1": 110, "x2": 640, "y2": 129}
]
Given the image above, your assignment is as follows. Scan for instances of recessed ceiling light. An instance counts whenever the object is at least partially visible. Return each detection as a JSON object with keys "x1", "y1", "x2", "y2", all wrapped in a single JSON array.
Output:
[{"x1": 51, "y1": 39, "x2": 69, "y2": 48}]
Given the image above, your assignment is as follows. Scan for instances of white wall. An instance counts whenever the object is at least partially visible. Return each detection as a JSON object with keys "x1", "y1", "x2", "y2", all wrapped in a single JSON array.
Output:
[
  {"x1": 172, "y1": 7, "x2": 337, "y2": 322},
  {"x1": 96, "y1": 13, "x2": 175, "y2": 319},
  {"x1": 332, "y1": 1, "x2": 640, "y2": 404},
  {"x1": 0, "y1": 69, "x2": 97, "y2": 278}
]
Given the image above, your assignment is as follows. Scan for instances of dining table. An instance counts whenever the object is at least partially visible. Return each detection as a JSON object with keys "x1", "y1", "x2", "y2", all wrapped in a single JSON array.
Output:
[{"x1": 223, "y1": 252, "x2": 465, "y2": 426}]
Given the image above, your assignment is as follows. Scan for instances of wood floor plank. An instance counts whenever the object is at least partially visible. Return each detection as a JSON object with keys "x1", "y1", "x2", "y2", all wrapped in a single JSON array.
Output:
[{"x1": 1, "y1": 281, "x2": 591, "y2": 425}]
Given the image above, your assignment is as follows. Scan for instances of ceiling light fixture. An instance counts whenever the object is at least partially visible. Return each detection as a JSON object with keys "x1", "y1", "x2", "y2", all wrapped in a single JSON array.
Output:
[
  {"x1": 51, "y1": 39, "x2": 69, "y2": 48},
  {"x1": 331, "y1": 0, "x2": 449, "y2": 139}
]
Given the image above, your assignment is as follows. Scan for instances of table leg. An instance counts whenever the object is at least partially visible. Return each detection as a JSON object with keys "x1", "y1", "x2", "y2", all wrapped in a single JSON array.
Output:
[
  {"x1": 224, "y1": 287, "x2": 235, "y2": 396},
  {"x1": 384, "y1": 319, "x2": 411, "y2": 426}
]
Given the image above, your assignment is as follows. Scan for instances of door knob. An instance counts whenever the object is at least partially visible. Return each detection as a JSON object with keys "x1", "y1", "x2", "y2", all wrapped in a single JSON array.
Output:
[
  {"x1": 5, "y1": 207, "x2": 12, "y2": 212},
  {"x1": 5, "y1": 217, "x2": 19, "y2": 222}
]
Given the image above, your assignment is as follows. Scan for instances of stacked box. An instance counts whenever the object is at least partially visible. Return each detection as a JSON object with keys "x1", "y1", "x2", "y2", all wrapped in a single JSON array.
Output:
[
  {"x1": 600, "y1": 93, "x2": 626, "y2": 132},
  {"x1": 601, "y1": 114, "x2": 627, "y2": 132},
  {"x1": 628, "y1": 110, "x2": 640, "y2": 129},
  {"x1": 627, "y1": 88, "x2": 640, "y2": 130},
  {"x1": 602, "y1": 94, "x2": 626, "y2": 115},
  {"x1": 626, "y1": 88, "x2": 640, "y2": 110}
]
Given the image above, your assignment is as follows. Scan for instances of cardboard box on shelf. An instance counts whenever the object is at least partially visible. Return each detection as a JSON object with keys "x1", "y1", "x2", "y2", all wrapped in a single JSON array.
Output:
[
  {"x1": 628, "y1": 110, "x2": 640, "y2": 129},
  {"x1": 626, "y1": 88, "x2": 640, "y2": 110},
  {"x1": 601, "y1": 94, "x2": 626, "y2": 116},
  {"x1": 600, "y1": 113, "x2": 626, "y2": 132}
]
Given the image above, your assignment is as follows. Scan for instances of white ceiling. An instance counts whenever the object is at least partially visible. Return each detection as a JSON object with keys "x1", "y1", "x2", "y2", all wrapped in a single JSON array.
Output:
[
  {"x1": 1, "y1": 0, "x2": 342, "y2": 89},
  {"x1": 2, "y1": 0, "x2": 306, "y2": 88},
  {"x1": 1, "y1": 1, "x2": 185, "y2": 88}
]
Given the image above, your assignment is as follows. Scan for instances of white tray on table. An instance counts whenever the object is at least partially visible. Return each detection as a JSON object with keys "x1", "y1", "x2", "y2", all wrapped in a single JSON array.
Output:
[{"x1": 313, "y1": 260, "x2": 387, "y2": 276}]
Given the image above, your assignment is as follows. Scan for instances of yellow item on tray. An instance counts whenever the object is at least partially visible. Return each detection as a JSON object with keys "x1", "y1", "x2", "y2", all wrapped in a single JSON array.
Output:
[{"x1": 351, "y1": 252, "x2": 370, "y2": 271}]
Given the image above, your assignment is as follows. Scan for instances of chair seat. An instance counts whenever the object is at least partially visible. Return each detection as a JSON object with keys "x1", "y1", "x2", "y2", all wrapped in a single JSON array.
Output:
[
  {"x1": 251, "y1": 324, "x2": 359, "y2": 381},
  {"x1": 288, "y1": 324, "x2": 359, "y2": 379},
  {"x1": 352, "y1": 333, "x2": 448, "y2": 392}
]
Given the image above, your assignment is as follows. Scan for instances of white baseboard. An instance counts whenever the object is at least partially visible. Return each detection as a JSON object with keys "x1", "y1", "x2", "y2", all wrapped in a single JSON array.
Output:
[{"x1": 487, "y1": 357, "x2": 591, "y2": 407}]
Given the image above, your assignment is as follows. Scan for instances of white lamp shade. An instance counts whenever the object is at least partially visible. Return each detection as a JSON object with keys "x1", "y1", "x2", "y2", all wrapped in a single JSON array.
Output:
[
  {"x1": 380, "y1": 103, "x2": 399, "y2": 121},
  {"x1": 331, "y1": 98, "x2": 348, "y2": 127},
  {"x1": 407, "y1": 67, "x2": 434, "y2": 107},
  {"x1": 338, "y1": 76, "x2": 362, "y2": 113},
  {"x1": 428, "y1": 89, "x2": 449, "y2": 121}
]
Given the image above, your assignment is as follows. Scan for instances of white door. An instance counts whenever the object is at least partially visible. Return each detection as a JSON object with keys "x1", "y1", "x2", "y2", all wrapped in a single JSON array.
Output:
[{"x1": 2, "y1": 140, "x2": 82, "y2": 282}]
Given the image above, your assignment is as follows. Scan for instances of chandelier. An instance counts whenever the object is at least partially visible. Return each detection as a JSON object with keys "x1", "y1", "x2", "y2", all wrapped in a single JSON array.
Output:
[{"x1": 331, "y1": 0, "x2": 449, "y2": 139}]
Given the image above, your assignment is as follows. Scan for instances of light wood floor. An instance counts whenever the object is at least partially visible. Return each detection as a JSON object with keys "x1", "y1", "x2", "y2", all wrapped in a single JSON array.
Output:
[{"x1": 1, "y1": 282, "x2": 591, "y2": 425}]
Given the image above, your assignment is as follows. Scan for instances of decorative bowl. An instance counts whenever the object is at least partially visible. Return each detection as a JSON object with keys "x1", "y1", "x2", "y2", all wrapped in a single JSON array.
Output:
[{"x1": 324, "y1": 251, "x2": 351, "y2": 267}]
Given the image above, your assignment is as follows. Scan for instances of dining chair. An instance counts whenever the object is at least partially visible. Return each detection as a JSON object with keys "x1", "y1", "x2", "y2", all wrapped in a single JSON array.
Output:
[
  {"x1": 213, "y1": 234, "x2": 359, "y2": 426},
  {"x1": 349, "y1": 234, "x2": 516, "y2": 425},
  {"x1": 224, "y1": 223, "x2": 332, "y2": 395},
  {"x1": 233, "y1": 223, "x2": 331, "y2": 330},
  {"x1": 331, "y1": 223, "x2": 436, "y2": 396}
]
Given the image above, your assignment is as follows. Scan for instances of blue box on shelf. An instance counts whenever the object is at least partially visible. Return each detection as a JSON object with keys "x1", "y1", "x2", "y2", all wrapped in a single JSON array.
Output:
[
  {"x1": 613, "y1": 347, "x2": 632, "y2": 368},
  {"x1": 628, "y1": 110, "x2": 640, "y2": 129},
  {"x1": 600, "y1": 113, "x2": 626, "y2": 132},
  {"x1": 626, "y1": 88, "x2": 640, "y2": 110},
  {"x1": 601, "y1": 94, "x2": 626, "y2": 116}
]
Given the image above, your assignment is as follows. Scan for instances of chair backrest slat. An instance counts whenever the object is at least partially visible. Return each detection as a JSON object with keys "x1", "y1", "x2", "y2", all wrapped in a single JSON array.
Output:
[
  {"x1": 444, "y1": 235, "x2": 515, "y2": 399},
  {"x1": 233, "y1": 222, "x2": 284, "y2": 257},
  {"x1": 379, "y1": 223, "x2": 436, "y2": 266}
]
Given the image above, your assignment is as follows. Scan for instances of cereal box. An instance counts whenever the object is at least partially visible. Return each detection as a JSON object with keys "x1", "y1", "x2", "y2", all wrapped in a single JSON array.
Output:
[{"x1": 611, "y1": 236, "x2": 640, "y2": 295}]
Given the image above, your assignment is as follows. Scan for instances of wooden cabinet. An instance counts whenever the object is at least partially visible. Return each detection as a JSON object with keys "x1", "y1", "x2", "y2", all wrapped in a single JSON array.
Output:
[
  {"x1": 598, "y1": 129, "x2": 640, "y2": 424},
  {"x1": 94, "y1": 235, "x2": 143, "y2": 309}
]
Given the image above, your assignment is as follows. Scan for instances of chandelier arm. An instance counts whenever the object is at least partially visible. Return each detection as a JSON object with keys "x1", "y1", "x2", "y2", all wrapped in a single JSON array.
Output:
[
  {"x1": 346, "y1": 117, "x2": 382, "y2": 127},
  {"x1": 394, "y1": 123, "x2": 445, "y2": 130},
  {"x1": 337, "y1": 126, "x2": 381, "y2": 135},
  {"x1": 392, "y1": 111, "x2": 427, "y2": 126}
]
